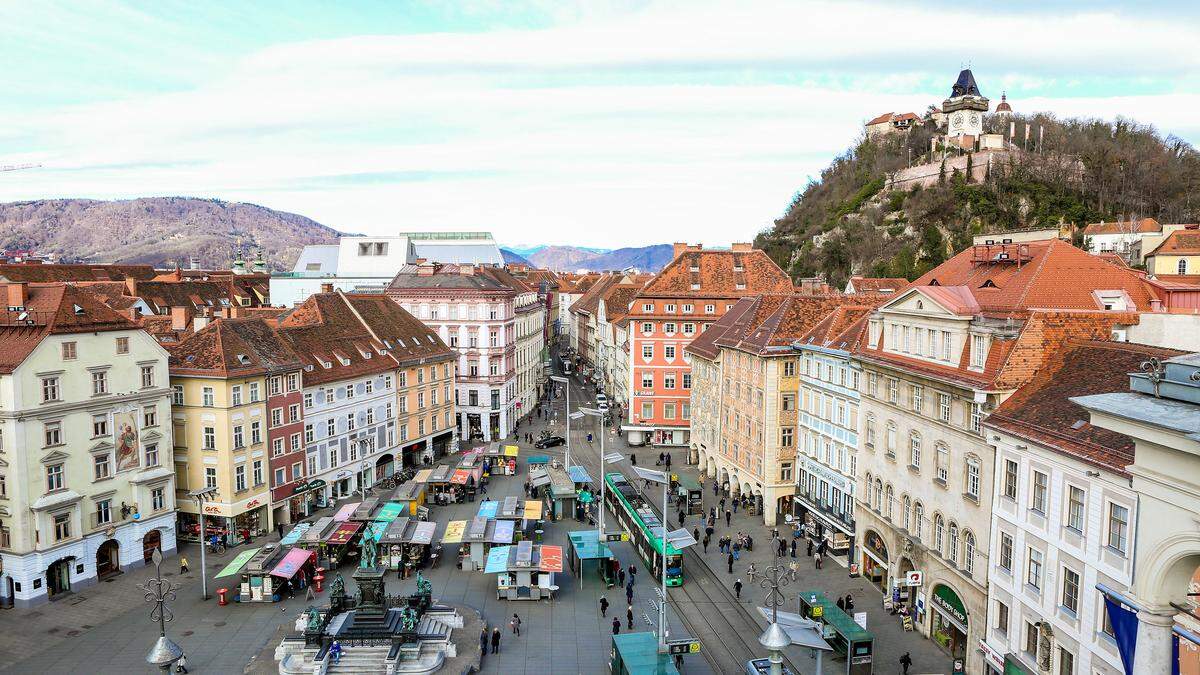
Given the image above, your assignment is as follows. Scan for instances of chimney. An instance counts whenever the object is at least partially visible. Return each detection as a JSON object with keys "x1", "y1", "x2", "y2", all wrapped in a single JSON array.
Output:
[
  {"x1": 124, "y1": 277, "x2": 138, "y2": 297},
  {"x1": 320, "y1": 283, "x2": 334, "y2": 293},
  {"x1": 672, "y1": 242, "x2": 690, "y2": 259},
  {"x1": 5, "y1": 282, "x2": 25, "y2": 309},
  {"x1": 416, "y1": 264, "x2": 436, "y2": 277},
  {"x1": 193, "y1": 316, "x2": 210, "y2": 331},
  {"x1": 459, "y1": 265, "x2": 475, "y2": 276},
  {"x1": 731, "y1": 242, "x2": 753, "y2": 252},
  {"x1": 170, "y1": 305, "x2": 190, "y2": 331}
]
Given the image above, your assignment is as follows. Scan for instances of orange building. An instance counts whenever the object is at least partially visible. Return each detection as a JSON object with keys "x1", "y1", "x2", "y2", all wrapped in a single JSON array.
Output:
[{"x1": 622, "y1": 243, "x2": 792, "y2": 446}]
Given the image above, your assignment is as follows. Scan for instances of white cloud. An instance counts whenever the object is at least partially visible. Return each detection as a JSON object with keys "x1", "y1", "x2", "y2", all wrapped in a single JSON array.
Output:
[{"x1": 1, "y1": 0, "x2": 1198, "y2": 248}]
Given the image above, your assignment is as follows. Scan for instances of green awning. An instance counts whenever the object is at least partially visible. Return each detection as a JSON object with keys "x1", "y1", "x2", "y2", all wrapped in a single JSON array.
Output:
[
  {"x1": 374, "y1": 502, "x2": 405, "y2": 523},
  {"x1": 214, "y1": 547, "x2": 261, "y2": 578}
]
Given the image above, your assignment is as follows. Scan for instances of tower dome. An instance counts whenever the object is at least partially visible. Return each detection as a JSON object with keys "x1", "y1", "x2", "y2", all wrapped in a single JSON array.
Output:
[{"x1": 995, "y1": 92, "x2": 1012, "y2": 114}]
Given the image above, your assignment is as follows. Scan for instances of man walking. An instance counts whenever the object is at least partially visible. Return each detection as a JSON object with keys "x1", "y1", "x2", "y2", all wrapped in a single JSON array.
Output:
[
  {"x1": 612, "y1": 617, "x2": 621, "y2": 635},
  {"x1": 626, "y1": 582, "x2": 634, "y2": 605},
  {"x1": 491, "y1": 627, "x2": 501, "y2": 654},
  {"x1": 626, "y1": 604, "x2": 634, "y2": 629},
  {"x1": 480, "y1": 627, "x2": 489, "y2": 657},
  {"x1": 900, "y1": 652, "x2": 913, "y2": 675},
  {"x1": 725, "y1": 508, "x2": 732, "y2": 527},
  {"x1": 618, "y1": 567, "x2": 626, "y2": 587},
  {"x1": 734, "y1": 578, "x2": 743, "y2": 600},
  {"x1": 727, "y1": 551, "x2": 734, "y2": 574},
  {"x1": 510, "y1": 613, "x2": 521, "y2": 636},
  {"x1": 600, "y1": 596, "x2": 609, "y2": 617}
]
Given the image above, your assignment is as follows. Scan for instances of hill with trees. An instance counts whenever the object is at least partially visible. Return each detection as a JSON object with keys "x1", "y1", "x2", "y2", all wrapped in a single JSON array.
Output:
[{"x1": 754, "y1": 114, "x2": 1200, "y2": 288}]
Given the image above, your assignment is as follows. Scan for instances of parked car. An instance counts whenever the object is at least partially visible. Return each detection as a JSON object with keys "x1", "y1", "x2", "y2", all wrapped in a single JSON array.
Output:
[
  {"x1": 745, "y1": 658, "x2": 796, "y2": 675},
  {"x1": 596, "y1": 393, "x2": 609, "y2": 411},
  {"x1": 534, "y1": 436, "x2": 566, "y2": 449}
]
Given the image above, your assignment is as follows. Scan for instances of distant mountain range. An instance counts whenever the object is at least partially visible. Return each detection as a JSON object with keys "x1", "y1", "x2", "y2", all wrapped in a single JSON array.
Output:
[
  {"x1": 0, "y1": 197, "x2": 340, "y2": 270},
  {"x1": 501, "y1": 244, "x2": 673, "y2": 272}
]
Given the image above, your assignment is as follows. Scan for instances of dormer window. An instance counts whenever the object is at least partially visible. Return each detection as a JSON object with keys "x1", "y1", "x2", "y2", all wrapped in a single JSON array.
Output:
[
  {"x1": 690, "y1": 284, "x2": 700, "y2": 290},
  {"x1": 735, "y1": 283, "x2": 746, "y2": 290},
  {"x1": 970, "y1": 334, "x2": 988, "y2": 369},
  {"x1": 979, "y1": 280, "x2": 997, "y2": 288},
  {"x1": 1096, "y1": 291, "x2": 1128, "y2": 311},
  {"x1": 237, "y1": 354, "x2": 251, "y2": 365},
  {"x1": 733, "y1": 264, "x2": 744, "y2": 272},
  {"x1": 689, "y1": 265, "x2": 699, "y2": 272}
]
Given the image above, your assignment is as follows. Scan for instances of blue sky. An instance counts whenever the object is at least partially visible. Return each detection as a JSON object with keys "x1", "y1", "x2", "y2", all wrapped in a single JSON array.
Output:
[{"x1": 2, "y1": 1, "x2": 1199, "y2": 249}]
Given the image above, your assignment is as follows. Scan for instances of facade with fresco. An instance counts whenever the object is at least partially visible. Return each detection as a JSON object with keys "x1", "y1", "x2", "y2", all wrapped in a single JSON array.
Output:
[{"x1": 0, "y1": 283, "x2": 176, "y2": 607}]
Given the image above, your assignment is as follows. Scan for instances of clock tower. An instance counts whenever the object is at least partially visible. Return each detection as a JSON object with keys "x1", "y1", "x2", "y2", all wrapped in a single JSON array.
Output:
[{"x1": 942, "y1": 68, "x2": 989, "y2": 143}]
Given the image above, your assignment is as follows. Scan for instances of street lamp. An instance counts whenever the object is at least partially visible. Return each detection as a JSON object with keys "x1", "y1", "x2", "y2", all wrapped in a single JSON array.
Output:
[
  {"x1": 140, "y1": 547, "x2": 184, "y2": 673},
  {"x1": 188, "y1": 486, "x2": 219, "y2": 600},
  {"x1": 581, "y1": 406, "x2": 621, "y2": 537},
  {"x1": 550, "y1": 374, "x2": 571, "y2": 470},
  {"x1": 630, "y1": 465, "x2": 697, "y2": 654}
]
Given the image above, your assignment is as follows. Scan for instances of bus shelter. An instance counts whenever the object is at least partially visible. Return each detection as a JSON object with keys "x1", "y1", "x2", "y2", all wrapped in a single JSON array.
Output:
[
  {"x1": 671, "y1": 473, "x2": 704, "y2": 515},
  {"x1": 379, "y1": 516, "x2": 437, "y2": 576},
  {"x1": 610, "y1": 632, "x2": 680, "y2": 675},
  {"x1": 485, "y1": 540, "x2": 563, "y2": 601},
  {"x1": 798, "y1": 590, "x2": 874, "y2": 674},
  {"x1": 567, "y1": 529, "x2": 618, "y2": 589}
]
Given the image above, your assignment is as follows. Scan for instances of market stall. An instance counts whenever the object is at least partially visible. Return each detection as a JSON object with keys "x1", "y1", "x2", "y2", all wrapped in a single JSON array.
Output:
[
  {"x1": 237, "y1": 544, "x2": 287, "y2": 602},
  {"x1": 322, "y1": 520, "x2": 364, "y2": 567},
  {"x1": 379, "y1": 516, "x2": 438, "y2": 577},
  {"x1": 332, "y1": 502, "x2": 360, "y2": 522},
  {"x1": 350, "y1": 497, "x2": 382, "y2": 522},
  {"x1": 297, "y1": 517, "x2": 337, "y2": 550},
  {"x1": 538, "y1": 465, "x2": 578, "y2": 521},
  {"x1": 480, "y1": 444, "x2": 520, "y2": 476},
  {"x1": 450, "y1": 465, "x2": 483, "y2": 502},
  {"x1": 388, "y1": 482, "x2": 427, "y2": 516},
  {"x1": 279, "y1": 522, "x2": 313, "y2": 546},
  {"x1": 486, "y1": 540, "x2": 563, "y2": 601},
  {"x1": 426, "y1": 465, "x2": 457, "y2": 505},
  {"x1": 527, "y1": 455, "x2": 550, "y2": 474}
]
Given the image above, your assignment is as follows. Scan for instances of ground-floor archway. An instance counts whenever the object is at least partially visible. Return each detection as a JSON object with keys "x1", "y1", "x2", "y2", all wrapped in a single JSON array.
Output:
[
  {"x1": 46, "y1": 558, "x2": 72, "y2": 598},
  {"x1": 860, "y1": 528, "x2": 890, "y2": 592},
  {"x1": 142, "y1": 529, "x2": 162, "y2": 564},
  {"x1": 96, "y1": 539, "x2": 120, "y2": 578},
  {"x1": 375, "y1": 453, "x2": 395, "y2": 480},
  {"x1": 928, "y1": 582, "x2": 970, "y2": 664}
]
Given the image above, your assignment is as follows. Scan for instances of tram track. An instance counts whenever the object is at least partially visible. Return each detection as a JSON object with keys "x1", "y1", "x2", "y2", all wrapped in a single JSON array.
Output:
[{"x1": 545, "y1": 370, "x2": 799, "y2": 674}]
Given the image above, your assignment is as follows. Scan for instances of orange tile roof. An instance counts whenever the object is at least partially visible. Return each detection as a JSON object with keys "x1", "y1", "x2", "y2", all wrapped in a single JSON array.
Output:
[
  {"x1": 1146, "y1": 228, "x2": 1200, "y2": 257},
  {"x1": 984, "y1": 340, "x2": 1184, "y2": 475},
  {"x1": 0, "y1": 263, "x2": 158, "y2": 283},
  {"x1": 911, "y1": 239, "x2": 1157, "y2": 315},
  {"x1": 637, "y1": 248, "x2": 791, "y2": 300},
  {"x1": 686, "y1": 293, "x2": 872, "y2": 358},
  {"x1": 0, "y1": 283, "x2": 140, "y2": 373},
  {"x1": 848, "y1": 277, "x2": 909, "y2": 294},
  {"x1": 1081, "y1": 217, "x2": 1161, "y2": 236},
  {"x1": 169, "y1": 317, "x2": 303, "y2": 378}
]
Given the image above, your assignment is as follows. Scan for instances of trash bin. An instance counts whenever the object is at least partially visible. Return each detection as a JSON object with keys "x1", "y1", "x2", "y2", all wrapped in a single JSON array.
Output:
[{"x1": 217, "y1": 587, "x2": 229, "y2": 606}]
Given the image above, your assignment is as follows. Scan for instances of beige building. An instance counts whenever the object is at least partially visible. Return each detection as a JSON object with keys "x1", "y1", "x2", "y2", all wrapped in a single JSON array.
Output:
[{"x1": 0, "y1": 283, "x2": 175, "y2": 607}]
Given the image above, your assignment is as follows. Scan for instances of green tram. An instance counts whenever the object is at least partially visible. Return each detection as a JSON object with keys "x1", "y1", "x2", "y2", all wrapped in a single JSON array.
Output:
[{"x1": 604, "y1": 472, "x2": 684, "y2": 586}]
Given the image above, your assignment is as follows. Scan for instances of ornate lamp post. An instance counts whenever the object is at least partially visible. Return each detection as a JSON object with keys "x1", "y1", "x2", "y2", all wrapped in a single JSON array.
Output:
[
  {"x1": 188, "y1": 486, "x2": 219, "y2": 600},
  {"x1": 141, "y1": 547, "x2": 184, "y2": 673},
  {"x1": 550, "y1": 374, "x2": 570, "y2": 470},
  {"x1": 758, "y1": 537, "x2": 796, "y2": 675}
]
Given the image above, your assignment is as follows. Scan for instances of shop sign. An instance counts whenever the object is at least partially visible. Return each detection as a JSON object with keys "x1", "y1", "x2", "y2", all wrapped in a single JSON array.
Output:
[
  {"x1": 667, "y1": 639, "x2": 701, "y2": 655},
  {"x1": 905, "y1": 570, "x2": 924, "y2": 587},
  {"x1": 863, "y1": 530, "x2": 889, "y2": 561},
  {"x1": 979, "y1": 639, "x2": 1005, "y2": 671},
  {"x1": 334, "y1": 470, "x2": 351, "y2": 479},
  {"x1": 801, "y1": 456, "x2": 849, "y2": 491},
  {"x1": 931, "y1": 584, "x2": 968, "y2": 628},
  {"x1": 810, "y1": 604, "x2": 824, "y2": 619},
  {"x1": 292, "y1": 479, "x2": 327, "y2": 496},
  {"x1": 203, "y1": 504, "x2": 226, "y2": 515},
  {"x1": 246, "y1": 499, "x2": 261, "y2": 509}
]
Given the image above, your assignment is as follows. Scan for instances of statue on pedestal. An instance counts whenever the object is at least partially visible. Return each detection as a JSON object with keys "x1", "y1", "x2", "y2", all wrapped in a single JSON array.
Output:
[
  {"x1": 329, "y1": 572, "x2": 346, "y2": 600},
  {"x1": 359, "y1": 530, "x2": 377, "y2": 569},
  {"x1": 401, "y1": 606, "x2": 418, "y2": 631},
  {"x1": 416, "y1": 571, "x2": 432, "y2": 596}
]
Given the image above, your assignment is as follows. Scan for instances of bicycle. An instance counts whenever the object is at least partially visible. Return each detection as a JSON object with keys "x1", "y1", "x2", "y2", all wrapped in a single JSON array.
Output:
[{"x1": 207, "y1": 539, "x2": 227, "y2": 555}]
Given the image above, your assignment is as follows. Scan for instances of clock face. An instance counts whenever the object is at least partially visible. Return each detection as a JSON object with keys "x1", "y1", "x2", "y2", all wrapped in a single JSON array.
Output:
[
  {"x1": 970, "y1": 114, "x2": 979, "y2": 125},
  {"x1": 952, "y1": 113, "x2": 963, "y2": 126}
]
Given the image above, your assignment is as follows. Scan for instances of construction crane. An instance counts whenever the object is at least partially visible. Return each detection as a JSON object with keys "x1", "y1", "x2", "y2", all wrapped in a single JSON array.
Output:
[{"x1": 0, "y1": 163, "x2": 41, "y2": 173}]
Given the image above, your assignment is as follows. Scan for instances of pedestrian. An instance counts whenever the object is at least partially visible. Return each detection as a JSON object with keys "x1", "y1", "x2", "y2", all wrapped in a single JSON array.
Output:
[
  {"x1": 702, "y1": 535, "x2": 710, "y2": 553},
  {"x1": 788, "y1": 559, "x2": 799, "y2": 581},
  {"x1": 727, "y1": 552, "x2": 734, "y2": 574},
  {"x1": 491, "y1": 627, "x2": 501, "y2": 654},
  {"x1": 790, "y1": 539, "x2": 797, "y2": 558},
  {"x1": 693, "y1": 526, "x2": 700, "y2": 544},
  {"x1": 627, "y1": 604, "x2": 634, "y2": 629},
  {"x1": 814, "y1": 553, "x2": 822, "y2": 569},
  {"x1": 747, "y1": 562, "x2": 757, "y2": 583},
  {"x1": 276, "y1": 522, "x2": 285, "y2": 540},
  {"x1": 629, "y1": 564, "x2": 637, "y2": 580},
  {"x1": 677, "y1": 509, "x2": 685, "y2": 527},
  {"x1": 612, "y1": 617, "x2": 621, "y2": 635},
  {"x1": 734, "y1": 578, "x2": 743, "y2": 600},
  {"x1": 480, "y1": 627, "x2": 489, "y2": 656},
  {"x1": 658, "y1": 452, "x2": 665, "y2": 466},
  {"x1": 843, "y1": 594, "x2": 854, "y2": 611},
  {"x1": 705, "y1": 525, "x2": 714, "y2": 539},
  {"x1": 817, "y1": 538, "x2": 828, "y2": 558},
  {"x1": 719, "y1": 497, "x2": 726, "y2": 512},
  {"x1": 732, "y1": 498, "x2": 738, "y2": 514},
  {"x1": 806, "y1": 538, "x2": 814, "y2": 557},
  {"x1": 732, "y1": 539, "x2": 741, "y2": 561},
  {"x1": 175, "y1": 653, "x2": 189, "y2": 673},
  {"x1": 665, "y1": 453, "x2": 671, "y2": 468},
  {"x1": 713, "y1": 482, "x2": 719, "y2": 496},
  {"x1": 600, "y1": 596, "x2": 609, "y2": 617},
  {"x1": 630, "y1": 453, "x2": 637, "y2": 466},
  {"x1": 330, "y1": 640, "x2": 343, "y2": 664},
  {"x1": 618, "y1": 568, "x2": 626, "y2": 587},
  {"x1": 836, "y1": 596, "x2": 846, "y2": 611},
  {"x1": 626, "y1": 583, "x2": 634, "y2": 605},
  {"x1": 778, "y1": 538, "x2": 786, "y2": 558},
  {"x1": 725, "y1": 509, "x2": 732, "y2": 527},
  {"x1": 511, "y1": 613, "x2": 521, "y2": 636},
  {"x1": 900, "y1": 651, "x2": 913, "y2": 675},
  {"x1": 179, "y1": 556, "x2": 189, "y2": 574}
]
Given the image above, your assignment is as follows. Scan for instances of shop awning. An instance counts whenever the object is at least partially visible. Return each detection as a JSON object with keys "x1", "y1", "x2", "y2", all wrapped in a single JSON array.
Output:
[
  {"x1": 364, "y1": 521, "x2": 388, "y2": 542},
  {"x1": 270, "y1": 548, "x2": 314, "y2": 579},
  {"x1": 477, "y1": 500, "x2": 499, "y2": 519},
  {"x1": 380, "y1": 517, "x2": 412, "y2": 545},
  {"x1": 375, "y1": 502, "x2": 405, "y2": 523},
  {"x1": 332, "y1": 502, "x2": 360, "y2": 522},
  {"x1": 325, "y1": 521, "x2": 364, "y2": 546},
  {"x1": 429, "y1": 465, "x2": 453, "y2": 483},
  {"x1": 450, "y1": 469, "x2": 471, "y2": 485},
  {"x1": 503, "y1": 445, "x2": 519, "y2": 457},
  {"x1": 528, "y1": 455, "x2": 550, "y2": 465},
  {"x1": 524, "y1": 500, "x2": 543, "y2": 521},
  {"x1": 540, "y1": 545, "x2": 564, "y2": 573},
  {"x1": 301, "y1": 517, "x2": 335, "y2": 544},
  {"x1": 491, "y1": 520, "x2": 515, "y2": 544},
  {"x1": 442, "y1": 520, "x2": 467, "y2": 544},
  {"x1": 484, "y1": 546, "x2": 511, "y2": 574},
  {"x1": 413, "y1": 468, "x2": 433, "y2": 483},
  {"x1": 484, "y1": 543, "x2": 564, "y2": 574},
  {"x1": 215, "y1": 547, "x2": 261, "y2": 578},
  {"x1": 280, "y1": 522, "x2": 312, "y2": 546},
  {"x1": 567, "y1": 466, "x2": 593, "y2": 484},
  {"x1": 410, "y1": 521, "x2": 436, "y2": 546}
]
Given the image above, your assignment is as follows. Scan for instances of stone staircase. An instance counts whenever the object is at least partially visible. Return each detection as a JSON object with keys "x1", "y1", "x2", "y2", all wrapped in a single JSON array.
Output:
[{"x1": 325, "y1": 645, "x2": 392, "y2": 674}]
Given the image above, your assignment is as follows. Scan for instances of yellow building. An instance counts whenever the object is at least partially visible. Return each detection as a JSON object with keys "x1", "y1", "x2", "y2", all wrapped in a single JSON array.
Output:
[
  {"x1": 169, "y1": 318, "x2": 303, "y2": 543},
  {"x1": 1144, "y1": 228, "x2": 1200, "y2": 277},
  {"x1": 0, "y1": 283, "x2": 175, "y2": 607}
]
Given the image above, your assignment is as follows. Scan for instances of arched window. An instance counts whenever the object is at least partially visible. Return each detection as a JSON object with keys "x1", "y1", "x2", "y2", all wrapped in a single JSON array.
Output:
[
  {"x1": 902, "y1": 495, "x2": 912, "y2": 531},
  {"x1": 909, "y1": 432, "x2": 922, "y2": 470},
  {"x1": 874, "y1": 479, "x2": 883, "y2": 512},
  {"x1": 913, "y1": 502, "x2": 925, "y2": 540},
  {"x1": 1181, "y1": 259, "x2": 1189, "y2": 275},
  {"x1": 934, "y1": 514, "x2": 945, "y2": 552},
  {"x1": 885, "y1": 484, "x2": 894, "y2": 520},
  {"x1": 948, "y1": 522, "x2": 960, "y2": 564},
  {"x1": 964, "y1": 530, "x2": 976, "y2": 577}
]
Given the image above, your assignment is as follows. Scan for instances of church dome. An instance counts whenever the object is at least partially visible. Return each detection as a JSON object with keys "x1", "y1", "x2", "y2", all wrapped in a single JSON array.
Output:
[{"x1": 995, "y1": 92, "x2": 1012, "y2": 113}]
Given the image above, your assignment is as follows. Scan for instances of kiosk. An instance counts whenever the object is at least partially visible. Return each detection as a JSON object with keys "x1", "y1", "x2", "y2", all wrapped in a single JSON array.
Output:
[
  {"x1": 297, "y1": 517, "x2": 337, "y2": 551},
  {"x1": 379, "y1": 516, "x2": 437, "y2": 576},
  {"x1": 610, "y1": 632, "x2": 680, "y2": 675},
  {"x1": 486, "y1": 540, "x2": 563, "y2": 601},
  {"x1": 389, "y1": 482, "x2": 427, "y2": 516},
  {"x1": 671, "y1": 473, "x2": 704, "y2": 515},
  {"x1": 425, "y1": 465, "x2": 456, "y2": 504},
  {"x1": 238, "y1": 544, "x2": 287, "y2": 602},
  {"x1": 567, "y1": 529, "x2": 618, "y2": 589}
]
